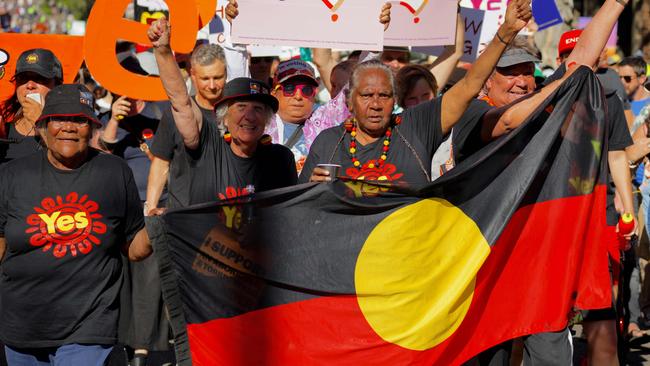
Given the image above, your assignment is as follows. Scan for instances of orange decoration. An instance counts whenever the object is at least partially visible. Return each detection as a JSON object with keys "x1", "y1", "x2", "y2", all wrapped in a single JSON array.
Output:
[
  {"x1": 0, "y1": 34, "x2": 84, "y2": 103},
  {"x1": 84, "y1": 0, "x2": 200, "y2": 101}
]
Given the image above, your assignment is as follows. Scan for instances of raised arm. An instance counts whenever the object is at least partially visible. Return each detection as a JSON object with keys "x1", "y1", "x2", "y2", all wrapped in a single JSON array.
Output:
[
  {"x1": 430, "y1": 11, "x2": 464, "y2": 89},
  {"x1": 440, "y1": 0, "x2": 531, "y2": 135},
  {"x1": 312, "y1": 48, "x2": 338, "y2": 95},
  {"x1": 148, "y1": 17, "x2": 203, "y2": 150},
  {"x1": 484, "y1": 0, "x2": 627, "y2": 139},
  {"x1": 565, "y1": 0, "x2": 628, "y2": 68}
]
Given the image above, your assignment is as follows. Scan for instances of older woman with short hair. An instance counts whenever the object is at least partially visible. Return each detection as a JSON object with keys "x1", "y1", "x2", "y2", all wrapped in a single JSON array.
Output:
[
  {"x1": 301, "y1": 0, "x2": 535, "y2": 184},
  {"x1": 148, "y1": 18, "x2": 297, "y2": 205},
  {"x1": 0, "y1": 84, "x2": 151, "y2": 365}
]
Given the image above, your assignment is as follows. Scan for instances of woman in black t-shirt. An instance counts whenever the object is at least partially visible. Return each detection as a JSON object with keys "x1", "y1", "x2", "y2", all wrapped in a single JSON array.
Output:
[
  {"x1": 301, "y1": 0, "x2": 534, "y2": 186},
  {"x1": 0, "y1": 84, "x2": 152, "y2": 365},
  {"x1": 148, "y1": 19, "x2": 297, "y2": 208},
  {"x1": 0, "y1": 48, "x2": 63, "y2": 164}
]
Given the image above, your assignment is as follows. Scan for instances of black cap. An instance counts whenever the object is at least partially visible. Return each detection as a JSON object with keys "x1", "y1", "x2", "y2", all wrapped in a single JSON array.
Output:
[
  {"x1": 15, "y1": 48, "x2": 63, "y2": 80},
  {"x1": 37, "y1": 84, "x2": 100, "y2": 126},
  {"x1": 214, "y1": 77, "x2": 279, "y2": 112}
]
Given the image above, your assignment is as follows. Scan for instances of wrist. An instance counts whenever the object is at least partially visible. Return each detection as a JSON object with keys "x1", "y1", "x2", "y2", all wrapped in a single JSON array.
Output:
[{"x1": 614, "y1": 0, "x2": 628, "y2": 7}]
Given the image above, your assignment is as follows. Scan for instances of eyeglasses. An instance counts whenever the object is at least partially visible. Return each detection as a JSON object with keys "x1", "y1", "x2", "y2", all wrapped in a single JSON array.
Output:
[
  {"x1": 275, "y1": 83, "x2": 317, "y2": 98},
  {"x1": 620, "y1": 75, "x2": 636, "y2": 83}
]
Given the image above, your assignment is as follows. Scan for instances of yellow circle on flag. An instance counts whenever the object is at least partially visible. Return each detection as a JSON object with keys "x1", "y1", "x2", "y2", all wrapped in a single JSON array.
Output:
[{"x1": 355, "y1": 198, "x2": 490, "y2": 350}]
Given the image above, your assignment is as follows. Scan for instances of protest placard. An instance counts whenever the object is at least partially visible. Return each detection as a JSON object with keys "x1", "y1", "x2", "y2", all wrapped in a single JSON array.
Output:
[
  {"x1": 532, "y1": 0, "x2": 562, "y2": 31},
  {"x1": 384, "y1": 0, "x2": 457, "y2": 47},
  {"x1": 231, "y1": 0, "x2": 384, "y2": 51},
  {"x1": 84, "y1": 0, "x2": 208, "y2": 101},
  {"x1": 413, "y1": 7, "x2": 486, "y2": 63}
]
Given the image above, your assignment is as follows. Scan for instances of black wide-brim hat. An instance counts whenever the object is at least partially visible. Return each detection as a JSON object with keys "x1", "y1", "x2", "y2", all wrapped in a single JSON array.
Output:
[
  {"x1": 36, "y1": 84, "x2": 101, "y2": 126},
  {"x1": 214, "y1": 77, "x2": 279, "y2": 113}
]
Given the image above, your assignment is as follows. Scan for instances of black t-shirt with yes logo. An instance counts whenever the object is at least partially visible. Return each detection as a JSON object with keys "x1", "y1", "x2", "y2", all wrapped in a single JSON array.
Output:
[{"x1": 0, "y1": 150, "x2": 144, "y2": 347}]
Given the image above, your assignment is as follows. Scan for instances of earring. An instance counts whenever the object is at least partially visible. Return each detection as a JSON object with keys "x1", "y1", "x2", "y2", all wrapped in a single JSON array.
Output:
[
  {"x1": 223, "y1": 130, "x2": 232, "y2": 144},
  {"x1": 259, "y1": 134, "x2": 272, "y2": 146}
]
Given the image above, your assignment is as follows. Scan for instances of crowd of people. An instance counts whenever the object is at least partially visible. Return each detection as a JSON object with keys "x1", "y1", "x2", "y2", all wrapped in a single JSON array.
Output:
[
  {"x1": 0, "y1": 0, "x2": 76, "y2": 34},
  {"x1": 0, "y1": 0, "x2": 649, "y2": 365}
]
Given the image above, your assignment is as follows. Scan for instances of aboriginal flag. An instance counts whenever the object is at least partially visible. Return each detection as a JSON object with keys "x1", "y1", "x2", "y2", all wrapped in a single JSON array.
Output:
[{"x1": 148, "y1": 67, "x2": 612, "y2": 365}]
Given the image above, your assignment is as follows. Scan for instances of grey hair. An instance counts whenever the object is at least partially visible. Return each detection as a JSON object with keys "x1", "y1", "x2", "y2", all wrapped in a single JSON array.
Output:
[
  {"x1": 346, "y1": 60, "x2": 396, "y2": 106},
  {"x1": 190, "y1": 44, "x2": 227, "y2": 68},
  {"x1": 215, "y1": 101, "x2": 275, "y2": 137}
]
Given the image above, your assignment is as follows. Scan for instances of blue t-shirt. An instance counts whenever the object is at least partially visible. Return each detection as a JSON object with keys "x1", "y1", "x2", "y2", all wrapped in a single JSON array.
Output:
[
  {"x1": 282, "y1": 121, "x2": 309, "y2": 160},
  {"x1": 631, "y1": 98, "x2": 650, "y2": 117}
]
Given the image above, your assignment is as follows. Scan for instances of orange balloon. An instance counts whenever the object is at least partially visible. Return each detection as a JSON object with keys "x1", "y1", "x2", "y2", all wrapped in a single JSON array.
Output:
[
  {"x1": 0, "y1": 34, "x2": 84, "y2": 103},
  {"x1": 84, "y1": 0, "x2": 200, "y2": 101}
]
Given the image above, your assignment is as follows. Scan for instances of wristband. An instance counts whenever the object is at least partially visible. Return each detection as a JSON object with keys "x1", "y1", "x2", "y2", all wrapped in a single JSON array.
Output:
[
  {"x1": 495, "y1": 31, "x2": 508, "y2": 45},
  {"x1": 615, "y1": 0, "x2": 627, "y2": 6}
]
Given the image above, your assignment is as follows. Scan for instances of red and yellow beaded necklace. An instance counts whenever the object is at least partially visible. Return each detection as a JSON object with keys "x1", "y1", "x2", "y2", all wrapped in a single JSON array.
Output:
[{"x1": 344, "y1": 116, "x2": 402, "y2": 169}]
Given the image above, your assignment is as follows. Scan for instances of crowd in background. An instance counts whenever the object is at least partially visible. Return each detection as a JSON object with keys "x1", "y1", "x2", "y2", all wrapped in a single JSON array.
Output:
[{"x1": 0, "y1": 0, "x2": 76, "y2": 33}]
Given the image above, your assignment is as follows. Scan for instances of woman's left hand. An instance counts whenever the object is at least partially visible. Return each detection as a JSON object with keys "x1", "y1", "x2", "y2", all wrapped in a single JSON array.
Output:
[{"x1": 380, "y1": 2, "x2": 391, "y2": 31}]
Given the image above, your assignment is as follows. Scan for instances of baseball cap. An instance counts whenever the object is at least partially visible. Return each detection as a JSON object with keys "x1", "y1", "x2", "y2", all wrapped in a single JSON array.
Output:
[
  {"x1": 37, "y1": 84, "x2": 100, "y2": 126},
  {"x1": 496, "y1": 47, "x2": 540, "y2": 68},
  {"x1": 214, "y1": 77, "x2": 279, "y2": 113},
  {"x1": 274, "y1": 59, "x2": 318, "y2": 86},
  {"x1": 558, "y1": 29, "x2": 582, "y2": 57},
  {"x1": 15, "y1": 48, "x2": 63, "y2": 80}
]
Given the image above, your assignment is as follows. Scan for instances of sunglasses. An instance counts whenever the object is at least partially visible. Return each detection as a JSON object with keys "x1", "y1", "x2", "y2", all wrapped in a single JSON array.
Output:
[
  {"x1": 276, "y1": 83, "x2": 317, "y2": 98},
  {"x1": 14, "y1": 73, "x2": 53, "y2": 86},
  {"x1": 620, "y1": 75, "x2": 636, "y2": 83}
]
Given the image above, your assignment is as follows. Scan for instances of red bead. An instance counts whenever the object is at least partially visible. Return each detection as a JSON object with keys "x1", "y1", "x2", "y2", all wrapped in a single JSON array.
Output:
[
  {"x1": 385, "y1": 130, "x2": 392, "y2": 137},
  {"x1": 382, "y1": 146, "x2": 389, "y2": 152},
  {"x1": 344, "y1": 121, "x2": 354, "y2": 132},
  {"x1": 350, "y1": 141, "x2": 356, "y2": 148}
]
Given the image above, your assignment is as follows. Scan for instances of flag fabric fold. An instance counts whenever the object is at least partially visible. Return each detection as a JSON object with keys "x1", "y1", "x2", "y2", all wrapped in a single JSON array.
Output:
[{"x1": 149, "y1": 67, "x2": 613, "y2": 365}]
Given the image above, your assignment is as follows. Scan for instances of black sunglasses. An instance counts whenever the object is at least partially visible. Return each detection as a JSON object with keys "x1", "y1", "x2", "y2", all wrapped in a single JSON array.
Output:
[{"x1": 620, "y1": 75, "x2": 635, "y2": 83}]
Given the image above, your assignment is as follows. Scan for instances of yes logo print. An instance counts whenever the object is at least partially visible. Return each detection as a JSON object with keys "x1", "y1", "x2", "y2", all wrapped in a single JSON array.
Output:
[{"x1": 25, "y1": 192, "x2": 107, "y2": 258}]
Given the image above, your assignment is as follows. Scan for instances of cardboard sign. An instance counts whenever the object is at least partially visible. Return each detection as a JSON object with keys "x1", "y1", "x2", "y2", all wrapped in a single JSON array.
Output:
[
  {"x1": 413, "y1": 7, "x2": 486, "y2": 63},
  {"x1": 384, "y1": 0, "x2": 458, "y2": 47},
  {"x1": 0, "y1": 34, "x2": 84, "y2": 102},
  {"x1": 532, "y1": 0, "x2": 562, "y2": 31},
  {"x1": 85, "y1": 0, "x2": 202, "y2": 101},
  {"x1": 231, "y1": 0, "x2": 384, "y2": 51}
]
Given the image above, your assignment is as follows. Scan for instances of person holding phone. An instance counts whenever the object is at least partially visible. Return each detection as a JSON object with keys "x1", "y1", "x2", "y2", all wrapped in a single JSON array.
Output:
[{"x1": 0, "y1": 49, "x2": 63, "y2": 164}]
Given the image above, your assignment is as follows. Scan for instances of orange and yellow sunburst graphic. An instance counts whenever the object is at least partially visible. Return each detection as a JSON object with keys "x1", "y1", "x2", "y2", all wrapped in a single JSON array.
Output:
[{"x1": 25, "y1": 192, "x2": 107, "y2": 258}]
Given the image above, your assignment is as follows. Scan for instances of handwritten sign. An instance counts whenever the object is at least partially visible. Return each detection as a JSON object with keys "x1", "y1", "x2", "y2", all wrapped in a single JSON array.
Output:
[
  {"x1": 384, "y1": 0, "x2": 457, "y2": 47},
  {"x1": 0, "y1": 34, "x2": 84, "y2": 102},
  {"x1": 413, "y1": 7, "x2": 486, "y2": 63},
  {"x1": 231, "y1": 0, "x2": 384, "y2": 51}
]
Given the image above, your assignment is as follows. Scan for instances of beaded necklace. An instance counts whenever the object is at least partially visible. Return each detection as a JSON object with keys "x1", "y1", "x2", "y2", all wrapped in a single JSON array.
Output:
[{"x1": 344, "y1": 115, "x2": 401, "y2": 169}]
